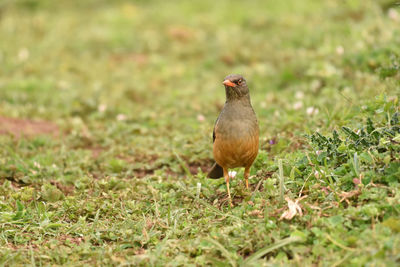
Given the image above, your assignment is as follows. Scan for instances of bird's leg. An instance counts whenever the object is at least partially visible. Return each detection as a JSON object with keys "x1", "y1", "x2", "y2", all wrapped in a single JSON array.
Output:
[
  {"x1": 244, "y1": 167, "x2": 250, "y2": 189},
  {"x1": 223, "y1": 168, "x2": 233, "y2": 207}
]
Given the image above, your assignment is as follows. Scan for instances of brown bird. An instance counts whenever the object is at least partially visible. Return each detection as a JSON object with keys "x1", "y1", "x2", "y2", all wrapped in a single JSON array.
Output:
[{"x1": 208, "y1": 74, "x2": 259, "y2": 206}]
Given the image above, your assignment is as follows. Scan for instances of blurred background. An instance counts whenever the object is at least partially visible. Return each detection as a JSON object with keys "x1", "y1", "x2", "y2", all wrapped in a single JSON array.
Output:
[
  {"x1": 0, "y1": 0, "x2": 399, "y2": 172},
  {"x1": 0, "y1": 0, "x2": 399, "y2": 265}
]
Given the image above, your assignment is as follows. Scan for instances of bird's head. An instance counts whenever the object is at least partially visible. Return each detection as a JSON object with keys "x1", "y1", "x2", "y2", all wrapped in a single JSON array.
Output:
[{"x1": 222, "y1": 74, "x2": 249, "y2": 100}]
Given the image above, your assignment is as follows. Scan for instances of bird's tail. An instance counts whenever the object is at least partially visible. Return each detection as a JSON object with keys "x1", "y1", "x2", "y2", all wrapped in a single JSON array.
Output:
[{"x1": 207, "y1": 162, "x2": 224, "y2": 179}]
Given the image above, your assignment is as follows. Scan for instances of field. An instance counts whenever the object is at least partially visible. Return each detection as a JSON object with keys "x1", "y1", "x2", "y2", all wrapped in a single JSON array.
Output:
[{"x1": 0, "y1": 0, "x2": 400, "y2": 266}]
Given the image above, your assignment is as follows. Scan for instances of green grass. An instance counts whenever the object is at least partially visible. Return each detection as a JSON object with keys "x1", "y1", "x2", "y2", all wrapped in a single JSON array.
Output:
[{"x1": 0, "y1": 0, "x2": 400, "y2": 265}]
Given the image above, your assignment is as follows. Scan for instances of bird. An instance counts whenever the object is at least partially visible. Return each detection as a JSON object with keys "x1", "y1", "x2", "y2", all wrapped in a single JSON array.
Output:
[{"x1": 207, "y1": 74, "x2": 259, "y2": 206}]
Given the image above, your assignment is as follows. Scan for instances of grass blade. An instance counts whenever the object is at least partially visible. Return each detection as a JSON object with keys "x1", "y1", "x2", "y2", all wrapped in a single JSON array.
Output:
[
  {"x1": 205, "y1": 238, "x2": 237, "y2": 267},
  {"x1": 177, "y1": 182, "x2": 244, "y2": 222},
  {"x1": 174, "y1": 151, "x2": 193, "y2": 178},
  {"x1": 241, "y1": 236, "x2": 301, "y2": 265},
  {"x1": 353, "y1": 152, "x2": 359, "y2": 177},
  {"x1": 278, "y1": 159, "x2": 284, "y2": 204}
]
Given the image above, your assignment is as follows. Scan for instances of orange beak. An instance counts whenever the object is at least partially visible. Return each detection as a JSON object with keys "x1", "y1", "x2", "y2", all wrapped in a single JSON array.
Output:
[{"x1": 223, "y1": 79, "x2": 236, "y2": 87}]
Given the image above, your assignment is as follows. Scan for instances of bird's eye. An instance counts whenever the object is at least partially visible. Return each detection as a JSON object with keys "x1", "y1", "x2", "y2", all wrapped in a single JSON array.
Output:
[{"x1": 237, "y1": 79, "x2": 242, "y2": 85}]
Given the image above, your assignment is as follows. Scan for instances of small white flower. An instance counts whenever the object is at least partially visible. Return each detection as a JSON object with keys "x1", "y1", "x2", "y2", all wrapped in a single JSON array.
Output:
[
  {"x1": 336, "y1": 46, "x2": 344, "y2": 55},
  {"x1": 98, "y1": 104, "x2": 107, "y2": 113},
  {"x1": 34, "y1": 162, "x2": 41, "y2": 169},
  {"x1": 315, "y1": 150, "x2": 322, "y2": 156},
  {"x1": 197, "y1": 114, "x2": 205, "y2": 122},
  {"x1": 310, "y1": 80, "x2": 322, "y2": 91},
  {"x1": 58, "y1": 80, "x2": 69, "y2": 90},
  {"x1": 314, "y1": 169, "x2": 325, "y2": 179},
  {"x1": 116, "y1": 114, "x2": 127, "y2": 121},
  {"x1": 295, "y1": 91, "x2": 304, "y2": 99},
  {"x1": 228, "y1": 171, "x2": 237, "y2": 179},
  {"x1": 306, "y1": 107, "x2": 319, "y2": 115},
  {"x1": 388, "y1": 8, "x2": 399, "y2": 21},
  {"x1": 18, "y1": 48, "x2": 29, "y2": 61},
  {"x1": 293, "y1": 101, "x2": 303, "y2": 110}
]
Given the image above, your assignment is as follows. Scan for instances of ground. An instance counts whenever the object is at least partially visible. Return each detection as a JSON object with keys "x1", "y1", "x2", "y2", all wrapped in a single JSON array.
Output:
[{"x1": 0, "y1": 0, "x2": 400, "y2": 266}]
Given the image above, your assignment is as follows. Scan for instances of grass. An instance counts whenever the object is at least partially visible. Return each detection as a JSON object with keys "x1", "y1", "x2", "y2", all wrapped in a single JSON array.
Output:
[{"x1": 0, "y1": 0, "x2": 399, "y2": 265}]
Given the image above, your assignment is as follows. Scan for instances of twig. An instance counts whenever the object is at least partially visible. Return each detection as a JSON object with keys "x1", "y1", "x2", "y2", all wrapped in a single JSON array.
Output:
[
  {"x1": 298, "y1": 171, "x2": 313, "y2": 198},
  {"x1": 250, "y1": 177, "x2": 265, "y2": 202}
]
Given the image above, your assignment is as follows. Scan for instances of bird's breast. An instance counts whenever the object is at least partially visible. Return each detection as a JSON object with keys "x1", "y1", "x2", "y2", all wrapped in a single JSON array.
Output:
[{"x1": 213, "y1": 112, "x2": 259, "y2": 169}]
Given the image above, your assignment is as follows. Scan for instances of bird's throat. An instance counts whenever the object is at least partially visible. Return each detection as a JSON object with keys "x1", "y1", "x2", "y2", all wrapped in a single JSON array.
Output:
[{"x1": 225, "y1": 92, "x2": 251, "y2": 104}]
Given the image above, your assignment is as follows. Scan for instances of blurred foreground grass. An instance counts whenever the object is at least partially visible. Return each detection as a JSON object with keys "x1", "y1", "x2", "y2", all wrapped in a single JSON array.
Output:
[{"x1": 0, "y1": 0, "x2": 400, "y2": 265}]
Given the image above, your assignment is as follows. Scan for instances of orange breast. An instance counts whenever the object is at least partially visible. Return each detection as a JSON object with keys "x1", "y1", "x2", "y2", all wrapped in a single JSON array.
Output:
[{"x1": 213, "y1": 130, "x2": 259, "y2": 169}]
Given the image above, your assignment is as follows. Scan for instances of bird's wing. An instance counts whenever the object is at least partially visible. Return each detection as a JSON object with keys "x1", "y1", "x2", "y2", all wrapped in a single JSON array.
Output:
[
  {"x1": 213, "y1": 103, "x2": 226, "y2": 143},
  {"x1": 213, "y1": 126, "x2": 216, "y2": 143},
  {"x1": 213, "y1": 115, "x2": 220, "y2": 143}
]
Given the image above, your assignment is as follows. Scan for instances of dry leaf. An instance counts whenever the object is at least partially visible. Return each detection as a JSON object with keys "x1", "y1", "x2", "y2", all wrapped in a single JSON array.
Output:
[
  {"x1": 249, "y1": 210, "x2": 263, "y2": 218},
  {"x1": 280, "y1": 195, "x2": 307, "y2": 220},
  {"x1": 339, "y1": 189, "x2": 361, "y2": 204}
]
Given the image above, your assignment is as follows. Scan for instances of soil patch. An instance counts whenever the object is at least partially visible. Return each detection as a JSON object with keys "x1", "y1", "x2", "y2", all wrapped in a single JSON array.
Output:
[
  {"x1": 188, "y1": 160, "x2": 213, "y2": 175},
  {"x1": 0, "y1": 116, "x2": 58, "y2": 138}
]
